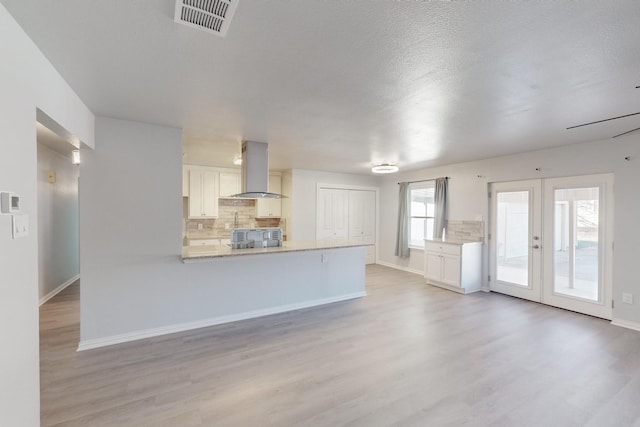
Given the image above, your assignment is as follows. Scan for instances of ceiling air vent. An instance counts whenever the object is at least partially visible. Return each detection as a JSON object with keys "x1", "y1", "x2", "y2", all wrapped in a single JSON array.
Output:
[{"x1": 174, "y1": 0, "x2": 238, "y2": 37}]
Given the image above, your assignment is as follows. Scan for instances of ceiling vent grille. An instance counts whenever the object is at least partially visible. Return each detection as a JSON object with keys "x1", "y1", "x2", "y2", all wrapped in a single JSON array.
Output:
[{"x1": 174, "y1": 0, "x2": 238, "y2": 37}]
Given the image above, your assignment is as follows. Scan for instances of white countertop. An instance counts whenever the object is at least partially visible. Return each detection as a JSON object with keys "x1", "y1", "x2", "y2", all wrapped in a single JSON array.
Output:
[{"x1": 182, "y1": 240, "x2": 372, "y2": 262}]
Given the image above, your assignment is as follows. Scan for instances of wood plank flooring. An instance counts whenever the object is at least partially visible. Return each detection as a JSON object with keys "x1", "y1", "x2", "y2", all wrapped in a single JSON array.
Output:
[{"x1": 40, "y1": 265, "x2": 640, "y2": 426}]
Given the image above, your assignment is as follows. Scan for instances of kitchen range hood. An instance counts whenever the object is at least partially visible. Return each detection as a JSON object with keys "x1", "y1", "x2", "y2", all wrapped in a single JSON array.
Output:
[{"x1": 232, "y1": 141, "x2": 283, "y2": 199}]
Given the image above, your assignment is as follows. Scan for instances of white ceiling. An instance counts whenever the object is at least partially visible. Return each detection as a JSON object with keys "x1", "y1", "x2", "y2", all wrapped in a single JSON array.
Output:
[{"x1": 4, "y1": 1, "x2": 640, "y2": 173}]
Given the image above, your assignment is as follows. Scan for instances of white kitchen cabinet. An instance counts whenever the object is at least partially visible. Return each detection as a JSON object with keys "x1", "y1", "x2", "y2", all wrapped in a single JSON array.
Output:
[
  {"x1": 256, "y1": 173, "x2": 282, "y2": 218},
  {"x1": 424, "y1": 241, "x2": 482, "y2": 294},
  {"x1": 182, "y1": 166, "x2": 190, "y2": 197},
  {"x1": 188, "y1": 169, "x2": 219, "y2": 218},
  {"x1": 219, "y1": 172, "x2": 241, "y2": 198}
]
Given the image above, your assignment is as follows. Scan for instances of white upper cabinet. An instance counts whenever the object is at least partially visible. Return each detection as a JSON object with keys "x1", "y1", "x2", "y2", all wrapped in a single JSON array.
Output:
[
  {"x1": 219, "y1": 172, "x2": 241, "y2": 198},
  {"x1": 182, "y1": 166, "x2": 190, "y2": 197},
  {"x1": 188, "y1": 168, "x2": 219, "y2": 218},
  {"x1": 256, "y1": 173, "x2": 282, "y2": 218}
]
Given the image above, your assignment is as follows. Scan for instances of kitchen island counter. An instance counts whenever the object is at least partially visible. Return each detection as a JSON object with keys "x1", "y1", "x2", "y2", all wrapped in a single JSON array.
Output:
[{"x1": 182, "y1": 240, "x2": 371, "y2": 262}]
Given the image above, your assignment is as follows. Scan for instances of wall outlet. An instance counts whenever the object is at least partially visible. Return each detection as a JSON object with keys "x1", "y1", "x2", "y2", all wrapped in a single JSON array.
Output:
[
  {"x1": 12, "y1": 214, "x2": 29, "y2": 238},
  {"x1": 197, "y1": 223, "x2": 203, "y2": 230},
  {"x1": 622, "y1": 293, "x2": 633, "y2": 304}
]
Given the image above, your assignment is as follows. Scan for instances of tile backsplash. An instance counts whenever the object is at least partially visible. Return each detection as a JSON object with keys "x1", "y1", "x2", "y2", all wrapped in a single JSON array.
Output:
[
  {"x1": 445, "y1": 220, "x2": 484, "y2": 242},
  {"x1": 184, "y1": 198, "x2": 281, "y2": 235}
]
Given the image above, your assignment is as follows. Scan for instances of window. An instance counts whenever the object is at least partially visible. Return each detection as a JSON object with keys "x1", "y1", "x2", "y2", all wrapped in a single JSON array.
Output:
[{"x1": 409, "y1": 181, "x2": 435, "y2": 248}]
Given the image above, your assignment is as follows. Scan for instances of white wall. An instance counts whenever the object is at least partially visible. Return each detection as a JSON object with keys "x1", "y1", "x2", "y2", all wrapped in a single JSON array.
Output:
[
  {"x1": 378, "y1": 135, "x2": 640, "y2": 325},
  {"x1": 79, "y1": 117, "x2": 183, "y2": 341},
  {"x1": 0, "y1": 3, "x2": 94, "y2": 426},
  {"x1": 290, "y1": 169, "x2": 380, "y2": 240},
  {"x1": 37, "y1": 144, "x2": 79, "y2": 302}
]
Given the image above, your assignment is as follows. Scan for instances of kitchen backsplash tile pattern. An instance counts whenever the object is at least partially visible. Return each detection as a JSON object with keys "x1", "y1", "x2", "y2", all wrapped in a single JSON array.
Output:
[
  {"x1": 255, "y1": 218, "x2": 282, "y2": 228},
  {"x1": 446, "y1": 220, "x2": 484, "y2": 242},
  {"x1": 184, "y1": 198, "x2": 281, "y2": 235}
]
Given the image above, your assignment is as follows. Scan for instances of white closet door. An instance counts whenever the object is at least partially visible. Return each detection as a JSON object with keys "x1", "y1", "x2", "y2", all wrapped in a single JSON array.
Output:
[
  {"x1": 348, "y1": 191, "x2": 364, "y2": 240},
  {"x1": 317, "y1": 188, "x2": 348, "y2": 240}
]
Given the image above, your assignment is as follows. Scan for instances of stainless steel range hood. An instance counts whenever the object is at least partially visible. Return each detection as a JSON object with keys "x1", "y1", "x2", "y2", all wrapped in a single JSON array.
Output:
[{"x1": 231, "y1": 141, "x2": 283, "y2": 199}]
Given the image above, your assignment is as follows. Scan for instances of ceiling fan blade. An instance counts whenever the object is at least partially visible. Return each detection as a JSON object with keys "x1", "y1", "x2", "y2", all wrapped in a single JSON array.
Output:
[
  {"x1": 567, "y1": 111, "x2": 640, "y2": 130},
  {"x1": 612, "y1": 126, "x2": 640, "y2": 138}
]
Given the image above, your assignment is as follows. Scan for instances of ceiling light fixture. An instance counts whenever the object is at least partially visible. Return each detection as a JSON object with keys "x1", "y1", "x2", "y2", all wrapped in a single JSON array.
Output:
[
  {"x1": 371, "y1": 163, "x2": 399, "y2": 174},
  {"x1": 233, "y1": 155, "x2": 242, "y2": 166},
  {"x1": 71, "y1": 150, "x2": 80, "y2": 165}
]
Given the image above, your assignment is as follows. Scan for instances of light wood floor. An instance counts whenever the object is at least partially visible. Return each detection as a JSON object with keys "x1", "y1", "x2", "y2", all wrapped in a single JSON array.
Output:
[{"x1": 41, "y1": 265, "x2": 640, "y2": 426}]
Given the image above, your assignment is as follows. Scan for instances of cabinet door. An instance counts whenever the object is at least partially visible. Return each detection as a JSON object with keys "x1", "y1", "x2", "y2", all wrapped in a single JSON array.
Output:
[
  {"x1": 188, "y1": 170, "x2": 204, "y2": 218},
  {"x1": 441, "y1": 255, "x2": 462, "y2": 287},
  {"x1": 219, "y1": 172, "x2": 241, "y2": 198},
  {"x1": 182, "y1": 167, "x2": 190, "y2": 197},
  {"x1": 425, "y1": 252, "x2": 443, "y2": 282},
  {"x1": 188, "y1": 169, "x2": 218, "y2": 218},
  {"x1": 202, "y1": 171, "x2": 218, "y2": 217}
]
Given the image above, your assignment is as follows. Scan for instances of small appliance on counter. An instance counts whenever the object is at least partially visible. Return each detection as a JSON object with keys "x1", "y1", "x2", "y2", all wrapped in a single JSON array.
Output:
[{"x1": 231, "y1": 227, "x2": 283, "y2": 249}]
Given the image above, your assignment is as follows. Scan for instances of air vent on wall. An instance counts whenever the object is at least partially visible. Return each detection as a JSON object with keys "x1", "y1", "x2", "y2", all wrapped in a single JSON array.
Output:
[{"x1": 174, "y1": 0, "x2": 238, "y2": 37}]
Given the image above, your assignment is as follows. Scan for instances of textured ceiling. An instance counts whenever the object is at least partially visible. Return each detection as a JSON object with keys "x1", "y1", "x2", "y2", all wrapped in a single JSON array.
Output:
[{"x1": 4, "y1": 0, "x2": 640, "y2": 173}]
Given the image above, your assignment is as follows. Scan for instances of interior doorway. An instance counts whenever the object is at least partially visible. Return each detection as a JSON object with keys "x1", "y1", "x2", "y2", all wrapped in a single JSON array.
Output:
[
  {"x1": 36, "y1": 121, "x2": 80, "y2": 305},
  {"x1": 489, "y1": 174, "x2": 614, "y2": 319}
]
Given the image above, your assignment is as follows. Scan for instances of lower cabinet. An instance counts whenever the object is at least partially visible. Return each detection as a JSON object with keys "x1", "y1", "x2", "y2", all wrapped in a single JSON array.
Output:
[{"x1": 424, "y1": 241, "x2": 482, "y2": 294}]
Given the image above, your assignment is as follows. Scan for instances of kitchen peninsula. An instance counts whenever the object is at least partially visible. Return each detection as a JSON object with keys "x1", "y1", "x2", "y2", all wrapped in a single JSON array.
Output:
[{"x1": 173, "y1": 239, "x2": 371, "y2": 344}]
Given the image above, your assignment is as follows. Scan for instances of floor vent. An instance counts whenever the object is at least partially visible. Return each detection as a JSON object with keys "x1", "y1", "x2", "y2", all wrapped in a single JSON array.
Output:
[{"x1": 174, "y1": 0, "x2": 238, "y2": 37}]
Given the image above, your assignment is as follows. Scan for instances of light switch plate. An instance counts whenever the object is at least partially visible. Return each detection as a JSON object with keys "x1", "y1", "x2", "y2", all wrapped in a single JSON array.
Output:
[
  {"x1": 622, "y1": 293, "x2": 633, "y2": 304},
  {"x1": 12, "y1": 214, "x2": 29, "y2": 238}
]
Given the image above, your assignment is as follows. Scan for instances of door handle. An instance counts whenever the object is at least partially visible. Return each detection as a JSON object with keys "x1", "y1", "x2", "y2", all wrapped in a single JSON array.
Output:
[{"x1": 533, "y1": 244, "x2": 540, "y2": 249}]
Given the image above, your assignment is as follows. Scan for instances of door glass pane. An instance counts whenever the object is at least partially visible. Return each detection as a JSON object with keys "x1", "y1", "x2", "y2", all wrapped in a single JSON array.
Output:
[
  {"x1": 496, "y1": 191, "x2": 529, "y2": 286},
  {"x1": 553, "y1": 187, "x2": 599, "y2": 301}
]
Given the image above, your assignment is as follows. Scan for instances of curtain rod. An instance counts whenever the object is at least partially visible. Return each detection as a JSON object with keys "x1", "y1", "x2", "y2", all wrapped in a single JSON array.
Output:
[{"x1": 397, "y1": 177, "x2": 449, "y2": 185}]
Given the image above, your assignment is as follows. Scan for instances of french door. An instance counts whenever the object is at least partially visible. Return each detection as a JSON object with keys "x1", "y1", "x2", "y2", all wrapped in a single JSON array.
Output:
[{"x1": 489, "y1": 174, "x2": 613, "y2": 319}]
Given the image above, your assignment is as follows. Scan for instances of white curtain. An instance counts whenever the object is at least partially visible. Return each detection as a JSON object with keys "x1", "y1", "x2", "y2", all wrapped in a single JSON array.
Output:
[
  {"x1": 433, "y1": 177, "x2": 448, "y2": 239},
  {"x1": 395, "y1": 182, "x2": 410, "y2": 258}
]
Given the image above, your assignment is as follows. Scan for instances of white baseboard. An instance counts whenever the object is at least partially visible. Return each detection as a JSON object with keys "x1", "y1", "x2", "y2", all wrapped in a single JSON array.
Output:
[
  {"x1": 77, "y1": 291, "x2": 367, "y2": 352},
  {"x1": 611, "y1": 318, "x2": 640, "y2": 332},
  {"x1": 376, "y1": 260, "x2": 423, "y2": 276},
  {"x1": 39, "y1": 274, "x2": 79, "y2": 306}
]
